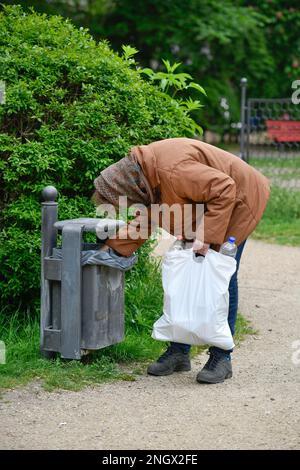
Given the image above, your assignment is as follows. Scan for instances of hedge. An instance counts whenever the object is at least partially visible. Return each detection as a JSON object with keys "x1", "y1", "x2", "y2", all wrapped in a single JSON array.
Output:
[{"x1": 0, "y1": 5, "x2": 197, "y2": 318}]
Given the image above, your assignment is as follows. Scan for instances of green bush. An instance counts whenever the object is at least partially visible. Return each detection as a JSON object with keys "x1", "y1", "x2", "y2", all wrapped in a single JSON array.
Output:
[{"x1": 0, "y1": 5, "x2": 197, "y2": 318}]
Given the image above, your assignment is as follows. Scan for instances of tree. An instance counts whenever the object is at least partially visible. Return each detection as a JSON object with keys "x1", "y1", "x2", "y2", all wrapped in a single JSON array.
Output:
[
  {"x1": 4, "y1": 1, "x2": 297, "y2": 130},
  {"x1": 243, "y1": 0, "x2": 300, "y2": 92},
  {"x1": 99, "y1": 0, "x2": 273, "y2": 129}
]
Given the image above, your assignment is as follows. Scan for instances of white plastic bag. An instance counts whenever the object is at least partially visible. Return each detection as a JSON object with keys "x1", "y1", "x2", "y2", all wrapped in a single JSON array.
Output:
[{"x1": 152, "y1": 248, "x2": 236, "y2": 350}]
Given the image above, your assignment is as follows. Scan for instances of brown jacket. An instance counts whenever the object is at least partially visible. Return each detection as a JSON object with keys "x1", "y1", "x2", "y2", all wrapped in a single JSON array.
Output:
[{"x1": 106, "y1": 138, "x2": 270, "y2": 256}]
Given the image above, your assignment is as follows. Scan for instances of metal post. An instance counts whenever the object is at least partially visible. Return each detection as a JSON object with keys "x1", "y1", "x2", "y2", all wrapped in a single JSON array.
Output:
[
  {"x1": 240, "y1": 77, "x2": 248, "y2": 161},
  {"x1": 60, "y1": 223, "x2": 84, "y2": 359},
  {"x1": 40, "y1": 186, "x2": 58, "y2": 358}
]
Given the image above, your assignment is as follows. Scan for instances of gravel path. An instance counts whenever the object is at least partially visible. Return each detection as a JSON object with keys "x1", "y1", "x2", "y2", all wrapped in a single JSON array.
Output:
[{"x1": 1, "y1": 240, "x2": 300, "y2": 450}]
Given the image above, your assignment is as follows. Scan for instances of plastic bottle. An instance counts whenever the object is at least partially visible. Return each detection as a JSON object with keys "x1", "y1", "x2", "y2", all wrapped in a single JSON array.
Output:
[{"x1": 220, "y1": 236, "x2": 237, "y2": 258}]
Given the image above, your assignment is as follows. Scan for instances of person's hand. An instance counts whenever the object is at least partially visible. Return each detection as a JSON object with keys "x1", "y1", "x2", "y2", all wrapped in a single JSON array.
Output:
[
  {"x1": 192, "y1": 239, "x2": 210, "y2": 256},
  {"x1": 98, "y1": 244, "x2": 109, "y2": 252}
]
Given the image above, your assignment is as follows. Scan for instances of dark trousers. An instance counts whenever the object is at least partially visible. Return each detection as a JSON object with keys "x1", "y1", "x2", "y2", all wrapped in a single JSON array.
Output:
[{"x1": 170, "y1": 240, "x2": 247, "y2": 357}]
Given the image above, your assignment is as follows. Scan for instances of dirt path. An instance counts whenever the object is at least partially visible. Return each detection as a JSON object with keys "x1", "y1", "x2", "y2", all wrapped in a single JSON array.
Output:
[{"x1": 1, "y1": 240, "x2": 300, "y2": 450}]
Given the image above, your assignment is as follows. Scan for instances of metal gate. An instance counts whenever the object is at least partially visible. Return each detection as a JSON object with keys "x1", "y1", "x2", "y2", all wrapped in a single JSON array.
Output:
[{"x1": 240, "y1": 78, "x2": 300, "y2": 190}]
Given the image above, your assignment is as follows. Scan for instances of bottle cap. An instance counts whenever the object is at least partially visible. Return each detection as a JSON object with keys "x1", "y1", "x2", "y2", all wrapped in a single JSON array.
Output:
[{"x1": 228, "y1": 236, "x2": 236, "y2": 243}]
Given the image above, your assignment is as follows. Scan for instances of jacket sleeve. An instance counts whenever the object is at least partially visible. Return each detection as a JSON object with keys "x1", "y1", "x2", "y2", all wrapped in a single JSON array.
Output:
[
  {"x1": 171, "y1": 160, "x2": 236, "y2": 245},
  {"x1": 105, "y1": 207, "x2": 155, "y2": 257}
]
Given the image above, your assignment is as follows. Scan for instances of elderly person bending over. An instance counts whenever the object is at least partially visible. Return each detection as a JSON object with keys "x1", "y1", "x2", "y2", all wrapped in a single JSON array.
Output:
[{"x1": 92, "y1": 138, "x2": 270, "y2": 384}]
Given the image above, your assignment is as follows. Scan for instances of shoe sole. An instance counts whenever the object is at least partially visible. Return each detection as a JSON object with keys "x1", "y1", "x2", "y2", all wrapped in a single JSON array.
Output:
[
  {"x1": 196, "y1": 371, "x2": 232, "y2": 384},
  {"x1": 147, "y1": 364, "x2": 191, "y2": 376}
]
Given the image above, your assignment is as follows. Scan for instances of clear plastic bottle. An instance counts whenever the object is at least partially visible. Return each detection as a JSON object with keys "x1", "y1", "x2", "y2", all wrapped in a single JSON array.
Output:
[{"x1": 220, "y1": 236, "x2": 237, "y2": 258}]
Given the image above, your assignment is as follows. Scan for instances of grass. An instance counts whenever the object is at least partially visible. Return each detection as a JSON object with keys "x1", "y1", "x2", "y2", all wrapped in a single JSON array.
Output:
[
  {"x1": 251, "y1": 157, "x2": 300, "y2": 169},
  {"x1": 213, "y1": 147, "x2": 300, "y2": 246},
  {"x1": 0, "y1": 314, "x2": 164, "y2": 392},
  {"x1": 0, "y1": 312, "x2": 253, "y2": 393},
  {"x1": 252, "y1": 185, "x2": 300, "y2": 246},
  {"x1": 253, "y1": 219, "x2": 300, "y2": 245},
  {"x1": 251, "y1": 157, "x2": 300, "y2": 184}
]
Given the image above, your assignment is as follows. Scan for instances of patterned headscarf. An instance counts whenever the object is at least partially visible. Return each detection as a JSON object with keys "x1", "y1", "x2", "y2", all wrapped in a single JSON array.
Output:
[{"x1": 92, "y1": 153, "x2": 152, "y2": 209}]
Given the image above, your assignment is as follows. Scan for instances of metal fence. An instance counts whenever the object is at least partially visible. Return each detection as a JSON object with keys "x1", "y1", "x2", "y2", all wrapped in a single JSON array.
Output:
[{"x1": 240, "y1": 78, "x2": 300, "y2": 190}]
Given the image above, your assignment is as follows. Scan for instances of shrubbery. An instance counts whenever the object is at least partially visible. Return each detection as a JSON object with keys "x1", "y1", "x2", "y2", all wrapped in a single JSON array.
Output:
[{"x1": 0, "y1": 6, "x2": 197, "y2": 318}]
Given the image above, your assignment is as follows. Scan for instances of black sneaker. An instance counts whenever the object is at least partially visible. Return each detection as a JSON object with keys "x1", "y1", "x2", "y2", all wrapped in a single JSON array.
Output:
[
  {"x1": 196, "y1": 350, "x2": 232, "y2": 384},
  {"x1": 147, "y1": 346, "x2": 191, "y2": 376}
]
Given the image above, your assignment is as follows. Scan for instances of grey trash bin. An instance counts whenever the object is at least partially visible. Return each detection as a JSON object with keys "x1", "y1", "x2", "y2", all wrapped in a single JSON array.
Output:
[{"x1": 40, "y1": 186, "x2": 136, "y2": 360}]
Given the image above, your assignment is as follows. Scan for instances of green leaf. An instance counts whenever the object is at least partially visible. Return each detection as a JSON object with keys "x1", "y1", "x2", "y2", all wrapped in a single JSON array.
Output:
[
  {"x1": 140, "y1": 68, "x2": 154, "y2": 77},
  {"x1": 121, "y1": 44, "x2": 139, "y2": 62},
  {"x1": 187, "y1": 82, "x2": 207, "y2": 95},
  {"x1": 162, "y1": 59, "x2": 182, "y2": 73}
]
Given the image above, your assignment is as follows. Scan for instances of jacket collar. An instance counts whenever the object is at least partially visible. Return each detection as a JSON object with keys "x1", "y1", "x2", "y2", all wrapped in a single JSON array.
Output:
[{"x1": 131, "y1": 144, "x2": 160, "y2": 190}]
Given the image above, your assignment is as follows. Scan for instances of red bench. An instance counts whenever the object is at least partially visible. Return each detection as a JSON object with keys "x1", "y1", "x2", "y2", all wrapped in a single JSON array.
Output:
[{"x1": 266, "y1": 120, "x2": 300, "y2": 142}]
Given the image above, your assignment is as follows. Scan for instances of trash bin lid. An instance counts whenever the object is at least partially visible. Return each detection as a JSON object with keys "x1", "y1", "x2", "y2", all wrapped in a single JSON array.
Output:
[{"x1": 54, "y1": 218, "x2": 125, "y2": 236}]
